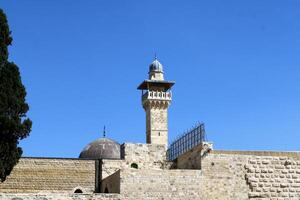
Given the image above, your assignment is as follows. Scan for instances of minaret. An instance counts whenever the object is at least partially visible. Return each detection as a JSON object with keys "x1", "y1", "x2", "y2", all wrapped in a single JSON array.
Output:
[{"x1": 137, "y1": 57, "x2": 175, "y2": 147}]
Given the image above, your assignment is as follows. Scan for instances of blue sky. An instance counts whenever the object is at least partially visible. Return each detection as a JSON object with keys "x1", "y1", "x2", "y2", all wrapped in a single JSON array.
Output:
[{"x1": 1, "y1": 1, "x2": 300, "y2": 157}]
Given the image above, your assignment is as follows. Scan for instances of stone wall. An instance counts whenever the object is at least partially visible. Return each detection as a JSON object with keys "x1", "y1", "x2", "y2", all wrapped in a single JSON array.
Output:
[
  {"x1": 101, "y1": 170, "x2": 120, "y2": 193},
  {"x1": 120, "y1": 143, "x2": 167, "y2": 169},
  {"x1": 200, "y1": 152, "x2": 249, "y2": 200},
  {"x1": 101, "y1": 159, "x2": 124, "y2": 179},
  {"x1": 175, "y1": 142, "x2": 213, "y2": 169},
  {"x1": 245, "y1": 156, "x2": 300, "y2": 199},
  {"x1": 119, "y1": 168, "x2": 202, "y2": 200},
  {"x1": 176, "y1": 148, "x2": 300, "y2": 199},
  {"x1": 201, "y1": 151, "x2": 300, "y2": 199},
  {"x1": 0, "y1": 158, "x2": 96, "y2": 193},
  {"x1": 3, "y1": 150, "x2": 300, "y2": 199},
  {"x1": 0, "y1": 193, "x2": 121, "y2": 200},
  {"x1": 101, "y1": 143, "x2": 168, "y2": 181},
  {"x1": 145, "y1": 104, "x2": 169, "y2": 146}
]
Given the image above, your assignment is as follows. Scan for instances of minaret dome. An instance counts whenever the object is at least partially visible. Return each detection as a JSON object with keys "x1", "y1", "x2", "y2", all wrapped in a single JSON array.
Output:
[
  {"x1": 148, "y1": 57, "x2": 164, "y2": 81},
  {"x1": 149, "y1": 58, "x2": 163, "y2": 72}
]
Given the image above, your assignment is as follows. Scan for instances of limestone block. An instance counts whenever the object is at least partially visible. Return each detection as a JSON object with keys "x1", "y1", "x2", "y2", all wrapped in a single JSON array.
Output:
[{"x1": 0, "y1": 158, "x2": 96, "y2": 193}]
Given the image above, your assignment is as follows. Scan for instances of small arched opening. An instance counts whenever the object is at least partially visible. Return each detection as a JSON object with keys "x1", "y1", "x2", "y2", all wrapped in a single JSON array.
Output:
[
  {"x1": 74, "y1": 189, "x2": 83, "y2": 193},
  {"x1": 104, "y1": 187, "x2": 109, "y2": 193},
  {"x1": 131, "y1": 163, "x2": 138, "y2": 169}
]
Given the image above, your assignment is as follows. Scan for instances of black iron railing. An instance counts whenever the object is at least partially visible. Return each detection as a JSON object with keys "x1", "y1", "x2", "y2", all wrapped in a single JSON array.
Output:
[{"x1": 167, "y1": 123, "x2": 206, "y2": 161}]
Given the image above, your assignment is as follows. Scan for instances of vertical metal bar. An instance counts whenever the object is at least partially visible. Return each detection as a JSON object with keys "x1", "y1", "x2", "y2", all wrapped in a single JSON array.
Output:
[{"x1": 167, "y1": 123, "x2": 206, "y2": 161}]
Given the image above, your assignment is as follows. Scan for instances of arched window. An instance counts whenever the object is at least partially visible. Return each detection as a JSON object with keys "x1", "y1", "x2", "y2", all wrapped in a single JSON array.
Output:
[
  {"x1": 74, "y1": 189, "x2": 83, "y2": 193},
  {"x1": 130, "y1": 163, "x2": 138, "y2": 169}
]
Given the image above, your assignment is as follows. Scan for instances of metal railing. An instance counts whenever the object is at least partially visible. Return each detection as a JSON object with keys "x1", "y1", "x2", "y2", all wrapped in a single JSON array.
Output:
[
  {"x1": 167, "y1": 123, "x2": 206, "y2": 161},
  {"x1": 142, "y1": 90, "x2": 172, "y2": 102}
]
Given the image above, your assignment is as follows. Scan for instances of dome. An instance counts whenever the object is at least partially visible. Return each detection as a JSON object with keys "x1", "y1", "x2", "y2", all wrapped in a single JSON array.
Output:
[
  {"x1": 149, "y1": 58, "x2": 163, "y2": 72},
  {"x1": 79, "y1": 138, "x2": 120, "y2": 159}
]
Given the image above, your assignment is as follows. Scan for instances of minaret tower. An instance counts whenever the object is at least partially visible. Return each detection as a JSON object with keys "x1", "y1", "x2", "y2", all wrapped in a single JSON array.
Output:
[{"x1": 137, "y1": 57, "x2": 175, "y2": 147}]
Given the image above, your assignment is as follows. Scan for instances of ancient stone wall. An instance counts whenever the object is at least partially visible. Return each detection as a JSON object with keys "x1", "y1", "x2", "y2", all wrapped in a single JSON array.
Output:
[
  {"x1": 101, "y1": 143, "x2": 168, "y2": 181},
  {"x1": 145, "y1": 105, "x2": 169, "y2": 146},
  {"x1": 176, "y1": 147, "x2": 300, "y2": 199},
  {"x1": 101, "y1": 170, "x2": 120, "y2": 193},
  {"x1": 120, "y1": 143, "x2": 167, "y2": 169},
  {"x1": 3, "y1": 151, "x2": 300, "y2": 199},
  {"x1": 200, "y1": 152, "x2": 249, "y2": 200},
  {"x1": 119, "y1": 168, "x2": 202, "y2": 200},
  {"x1": 245, "y1": 155, "x2": 300, "y2": 199},
  {"x1": 0, "y1": 158, "x2": 96, "y2": 193},
  {"x1": 201, "y1": 151, "x2": 300, "y2": 199},
  {"x1": 175, "y1": 142, "x2": 213, "y2": 169},
  {"x1": 0, "y1": 193, "x2": 121, "y2": 200},
  {"x1": 101, "y1": 143, "x2": 167, "y2": 180},
  {"x1": 101, "y1": 159, "x2": 124, "y2": 179}
]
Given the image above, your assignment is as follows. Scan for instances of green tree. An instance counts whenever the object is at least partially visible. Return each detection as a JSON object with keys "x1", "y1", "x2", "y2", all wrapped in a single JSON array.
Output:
[{"x1": 0, "y1": 8, "x2": 32, "y2": 182}]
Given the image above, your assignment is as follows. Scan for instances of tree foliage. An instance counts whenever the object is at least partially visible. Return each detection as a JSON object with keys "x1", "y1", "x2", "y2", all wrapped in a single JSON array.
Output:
[{"x1": 0, "y1": 8, "x2": 32, "y2": 182}]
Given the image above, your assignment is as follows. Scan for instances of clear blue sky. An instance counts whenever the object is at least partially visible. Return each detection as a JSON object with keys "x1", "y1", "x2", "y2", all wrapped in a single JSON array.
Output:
[{"x1": 1, "y1": 1, "x2": 300, "y2": 158}]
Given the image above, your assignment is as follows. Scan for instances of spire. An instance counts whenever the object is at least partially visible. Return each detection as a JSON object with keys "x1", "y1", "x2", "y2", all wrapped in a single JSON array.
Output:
[
  {"x1": 103, "y1": 126, "x2": 106, "y2": 138},
  {"x1": 154, "y1": 53, "x2": 157, "y2": 60}
]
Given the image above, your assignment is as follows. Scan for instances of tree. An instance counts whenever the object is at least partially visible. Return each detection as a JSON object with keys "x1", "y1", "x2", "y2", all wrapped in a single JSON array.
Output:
[{"x1": 0, "y1": 8, "x2": 32, "y2": 182}]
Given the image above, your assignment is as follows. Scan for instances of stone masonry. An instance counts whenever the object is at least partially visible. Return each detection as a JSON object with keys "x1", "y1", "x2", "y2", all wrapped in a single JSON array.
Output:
[
  {"x1": 2, "y1": 149, "x2": 300, "y2": 199},
  {"x1": 102, "y1": 168, "x2": 202, "y2": 200},
  {"x1": 121, "y1": 143, "x2": 167, "y2": 169},
  {"x1": 101, "y1": 143, "x2": 168, "y2": 179},
  {"x1": 201, "y1": 150, "x2": 300, "y2": 199},
  {"x1": 138, "y1": 58, "x2": 174, "y2": 147},
  {"x1": 245, "y1": 156, "x2": 300, "y2": 199},
  {"x1": 144, "y1": 102, "x2": 169, "y2": 146},
  {"x1": 0, "y1": 158, "x2": 96, "y2": 193},
  {"x1": 0, "y1": 193, "x2": 121, "y2": 200}
]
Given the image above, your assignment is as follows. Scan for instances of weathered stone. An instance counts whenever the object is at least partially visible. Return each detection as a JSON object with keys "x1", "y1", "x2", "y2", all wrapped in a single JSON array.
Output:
[{"x1": 2, "y1": 149, "x2": 300, "y2": 199}]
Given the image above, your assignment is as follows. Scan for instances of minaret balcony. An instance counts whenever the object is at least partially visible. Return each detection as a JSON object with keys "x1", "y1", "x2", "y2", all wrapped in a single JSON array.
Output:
[{"x1": 142, "y1": 90, "x2": 172, "y2": 102}]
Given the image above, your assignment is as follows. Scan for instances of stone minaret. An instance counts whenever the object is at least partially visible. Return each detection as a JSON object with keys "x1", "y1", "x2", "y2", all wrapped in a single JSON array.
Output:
[{"x1": 137, "y1": 57, "x2": 175, "y2": 147}]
